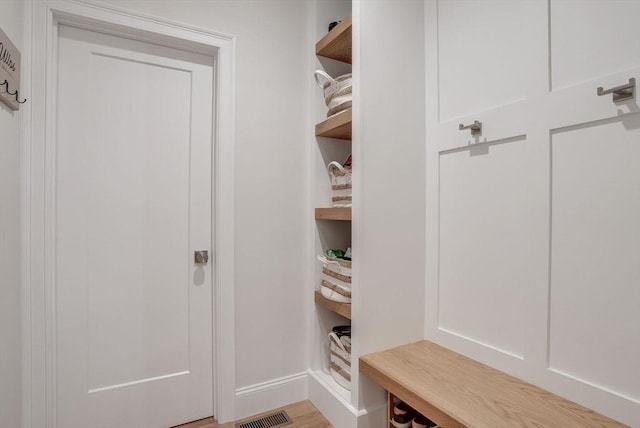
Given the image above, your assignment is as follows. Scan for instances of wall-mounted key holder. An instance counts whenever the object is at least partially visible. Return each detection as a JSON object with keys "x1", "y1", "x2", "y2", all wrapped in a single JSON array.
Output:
[
  {"x1": 597, "y1": 78, "x2": 635, "y2": 103},
  {"x1": 0, "y1": 26, "x2": 25, "y2": 110},
  {"x1": 459, "y1": 120, "x2": 482, "y2": 137},
  {"x1": 1, "y1": 80, "x2": 26, "y2": 106}
]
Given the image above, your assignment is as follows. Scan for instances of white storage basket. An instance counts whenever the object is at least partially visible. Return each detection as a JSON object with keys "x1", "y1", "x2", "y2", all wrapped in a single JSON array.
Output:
[
  {"x1": 328, "y1": 331, "x2": 351, "y2": 390},
  {"x1": 318, "y1": 254, "x2": 352, "y2": 303},
  {"x1": 327, "y1": 161, "x2": 352, "y2": 207},
  {"x1": 315, "y1": 70, "x2": 352, "y2": 117}
]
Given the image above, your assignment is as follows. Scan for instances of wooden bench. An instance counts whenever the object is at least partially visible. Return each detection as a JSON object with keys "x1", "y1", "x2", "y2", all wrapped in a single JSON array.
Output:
[{"x1": 360, "y1": 340, "x2": 626, "y2": 428}]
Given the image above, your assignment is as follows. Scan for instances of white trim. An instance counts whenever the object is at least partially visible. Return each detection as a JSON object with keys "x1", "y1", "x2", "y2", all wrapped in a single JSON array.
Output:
[
  {"x1": 307, "y1": 370, "x2": 386, "y2": 428},
  {"x1": 234, "y1": 373, "x2": 309, "y2": 421},
  {"x1": 235, "y1": 372, "x2": 308, "y2": 396},
  {"x1": 20, "y1": 2, "x2": 33, "y2": 427},
  {"x1": 21, "y1": 1, "x2": 34, "y2": 427},
  {"x1": 87, "y1": 371, "x2": 191, "y2": 395},
  {"x1": 23, "y1": 0, "x2": 237, "y2": 425}
]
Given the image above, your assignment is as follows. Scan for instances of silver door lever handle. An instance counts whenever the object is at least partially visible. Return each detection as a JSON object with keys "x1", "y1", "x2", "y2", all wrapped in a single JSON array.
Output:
[
  {"x1": 459, "y1": 120, "x2": 482, "y2": 136},
  {"x1": 194, "y1": 250, "x2": 209, "y2": 264}
]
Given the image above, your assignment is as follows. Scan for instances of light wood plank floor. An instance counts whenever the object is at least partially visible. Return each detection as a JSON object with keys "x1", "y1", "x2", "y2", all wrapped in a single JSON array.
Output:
[{"x1": 173, "y1": 400, "x2": 332, "y2": 428}]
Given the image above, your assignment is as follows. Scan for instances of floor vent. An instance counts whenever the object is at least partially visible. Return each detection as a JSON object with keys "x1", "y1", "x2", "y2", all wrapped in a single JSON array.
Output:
[{"x1": 235, "y1": 411, "x2": 292, "y2": 428}]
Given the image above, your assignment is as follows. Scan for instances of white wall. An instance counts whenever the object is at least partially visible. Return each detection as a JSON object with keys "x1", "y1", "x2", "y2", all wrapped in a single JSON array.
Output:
[
  {"x1": 90, "y1": 0, "x2": 311, "y2": 418},
  {"x1": 353, "y1": 0, "x2": 426, "y2": 412},
  {"x1": 0, "y1": 1, "x2": 24, "y2": 427},
  {"x1": 353, "y1": 0, "x2": 426, "y2": 356}
]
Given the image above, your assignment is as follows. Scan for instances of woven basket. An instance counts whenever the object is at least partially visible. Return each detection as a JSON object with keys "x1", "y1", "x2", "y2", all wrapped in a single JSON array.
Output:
[
  {"x1": 315, "y1": 70, "x2": 352, "y2": 118},
  {"x1": 318, "y1": 254, "x2": 352, "y2": 303},
  {"x1": 327, "y1": 161, "x2": 352, "y2": 207},
  {"x1": 328, "y1": 331, "x2": 351, "y2": 390}
]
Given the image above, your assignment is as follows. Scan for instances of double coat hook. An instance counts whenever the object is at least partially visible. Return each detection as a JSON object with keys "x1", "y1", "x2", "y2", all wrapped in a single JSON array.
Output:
[
  {"x1": 1, "y1": 80, "x2": 27, "y2": 104},
  {"x1": 597, "y1": 78, "x2": 635, "y2": 103}
]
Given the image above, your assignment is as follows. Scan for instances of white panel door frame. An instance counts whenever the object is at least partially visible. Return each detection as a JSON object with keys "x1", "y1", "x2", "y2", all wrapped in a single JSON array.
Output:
[{"x1": 21, "y1": 1, "x2": 237, "y2": 426}]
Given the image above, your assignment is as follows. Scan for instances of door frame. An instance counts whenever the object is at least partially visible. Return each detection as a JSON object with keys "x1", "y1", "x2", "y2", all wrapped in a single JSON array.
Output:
[{"x1": 21, "y1": 0, "x2": 237, "y2": 426}]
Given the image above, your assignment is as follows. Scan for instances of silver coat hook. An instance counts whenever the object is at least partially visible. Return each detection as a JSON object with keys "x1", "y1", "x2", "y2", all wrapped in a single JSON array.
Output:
[
  {"x1": 459, "y1": 120, "x2": 482, "y2": 137},
  {"x1": 597, "y1": 78, "x2": 635, "y2": 103}
]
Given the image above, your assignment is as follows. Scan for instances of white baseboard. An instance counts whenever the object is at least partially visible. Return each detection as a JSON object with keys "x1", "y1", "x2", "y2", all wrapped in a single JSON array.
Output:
[
  {"x1": 235, "y1": 371, "x2": 386, "y2": 426},
  {"x1": 234, "y1": 372, "x2": 308, "y2": 421},
  {"x1": 308, "y1": 369, "x2": 357, "y2": 427},
  {"x1": 307, "y1": 369, "x2": 386, "y2": 428},
  {"x1": 356, "y1": 404, "x2": 387, "y2": 428}
]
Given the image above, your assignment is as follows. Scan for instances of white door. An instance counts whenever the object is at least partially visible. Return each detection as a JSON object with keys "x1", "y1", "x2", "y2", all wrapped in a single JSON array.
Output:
[
  {"x1": 55, "y1": 25, "x2": 214, "y2": 428},
  {"x1": 426, "y1": 0, "x2": 640, "y2": 425}
]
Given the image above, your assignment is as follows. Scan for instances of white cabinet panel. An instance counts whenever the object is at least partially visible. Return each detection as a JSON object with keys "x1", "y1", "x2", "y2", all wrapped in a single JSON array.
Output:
[
  {"x1": 550, "y1": 0, "x2": 640, "y2": 91},
  {"x1": 439, "y1": 139, "x2": 537, "y2": 358},
  {"x1": 437, "y1": 0, "x2": 535, "y2": 122},
  {"x1": 549, "y1": 114, "x2": 640, "y2": 402}
]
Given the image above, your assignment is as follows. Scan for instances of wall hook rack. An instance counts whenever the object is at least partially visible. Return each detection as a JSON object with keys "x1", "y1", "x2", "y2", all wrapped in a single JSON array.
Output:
[{"x1": 1, "y1": 80, "x2": 27, "y2": 104}]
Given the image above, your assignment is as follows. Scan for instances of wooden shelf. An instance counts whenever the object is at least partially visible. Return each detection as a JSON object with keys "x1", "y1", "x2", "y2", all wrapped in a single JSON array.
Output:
[
  {"x1": 314, "y1": 290, "x2": 351, "y2": 319},
  {"x1": 315, "y1": 15, "x2": 352, "y2": 64},
  {"x1": 361, "y1": 340, "x2": 625, "y2": 428},
  {"x1": 315, "y1": 109, "x2": 352, "y2": 140},
  {"x1": 315, "y1": 207, "x2": 351, "y2": 221}
]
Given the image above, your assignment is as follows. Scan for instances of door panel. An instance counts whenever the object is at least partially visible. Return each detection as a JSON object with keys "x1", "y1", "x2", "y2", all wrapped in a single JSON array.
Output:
[
  {"x1": 550, "y1": 0, "x2": 640, "y2": 91},
  {"x1": 56, "y1": 25, "x2": 213, "y2": 428},
  {"x1": 85, "y1": 51, "x2": 192, "y2": 391},
  {"x1": 549, "y1": 114, "x2": 640, "y2": 402}
]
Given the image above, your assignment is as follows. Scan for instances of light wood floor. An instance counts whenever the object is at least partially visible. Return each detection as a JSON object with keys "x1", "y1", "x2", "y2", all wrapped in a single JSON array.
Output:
[{"x1": 173, "y1": 400, "x2": 332, "y2": 428}]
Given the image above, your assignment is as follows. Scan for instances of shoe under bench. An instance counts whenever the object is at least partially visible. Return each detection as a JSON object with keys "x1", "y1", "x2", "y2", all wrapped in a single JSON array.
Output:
[{"x1": 359, "y1": 340, "x2": 625, "y2": 428}]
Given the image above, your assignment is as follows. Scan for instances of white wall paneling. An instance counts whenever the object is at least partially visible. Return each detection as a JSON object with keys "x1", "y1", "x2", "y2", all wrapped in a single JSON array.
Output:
[
  {"x1": 438, "y1": 137, "x2": 537, "y2": 361},
  {"x1": 426, "y1": 0, "x2": 639, "y2": 425},
  {"x1": 545, "y1": 1, "x2": 640, "y2": 422},
  {"x1": 436, "y1": 0, "x2": 533, "y2": 123},
  {"x1": 550, "y1": 0, "x2": 640, "y2": 92},
  {"x1": 426, "y1": 0, "x2": 549, "y2": 376},
  {"x1": 549, "y1": 115, "x2": 640, "y2": 403}
]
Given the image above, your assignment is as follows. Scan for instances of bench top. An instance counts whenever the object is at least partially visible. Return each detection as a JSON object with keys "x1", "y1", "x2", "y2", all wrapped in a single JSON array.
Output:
[{"x1": 359, "y1": 340, "x2": 625, "y2": 428}]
